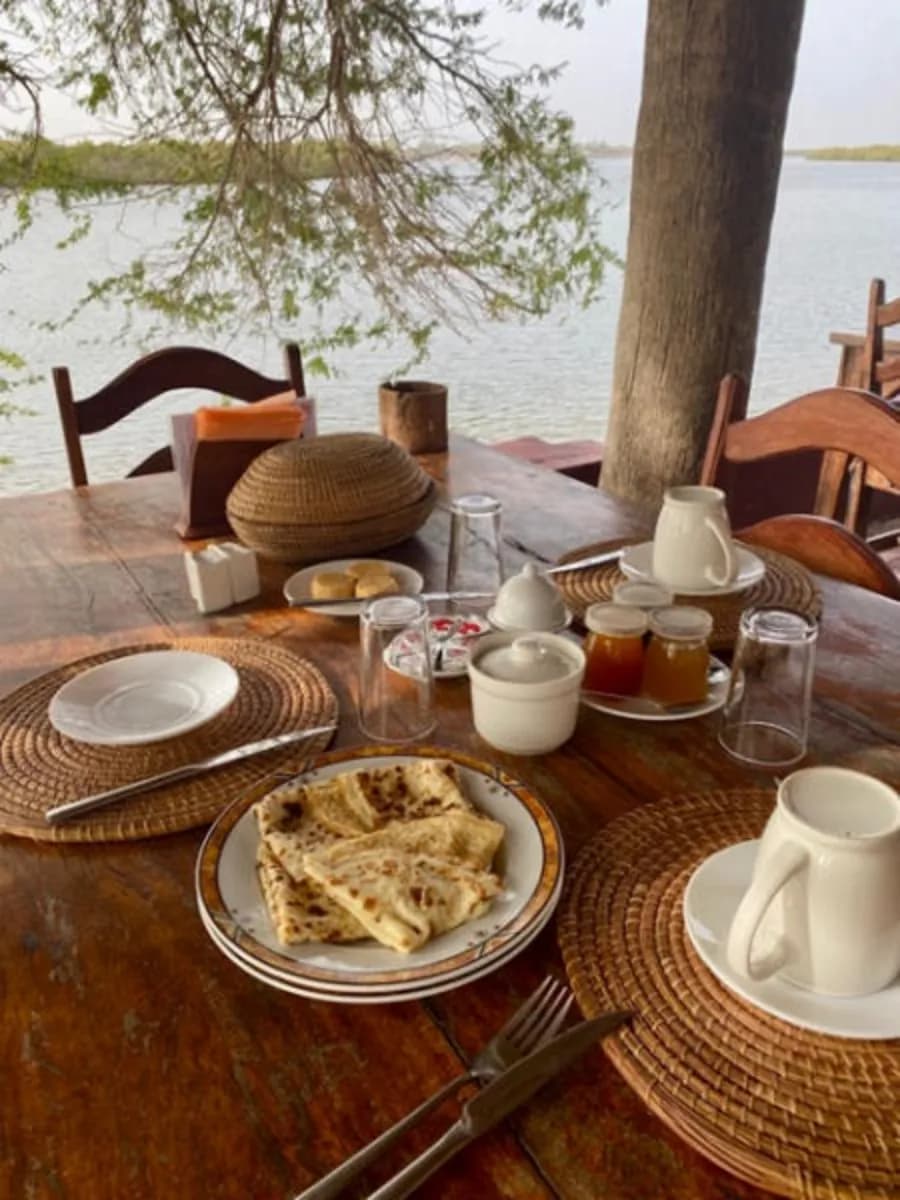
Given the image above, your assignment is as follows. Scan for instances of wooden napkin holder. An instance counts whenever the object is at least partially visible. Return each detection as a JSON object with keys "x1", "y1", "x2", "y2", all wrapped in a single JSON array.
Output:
[{"x1": 171, "y1": 413, "x2": 292, "y2": 540}]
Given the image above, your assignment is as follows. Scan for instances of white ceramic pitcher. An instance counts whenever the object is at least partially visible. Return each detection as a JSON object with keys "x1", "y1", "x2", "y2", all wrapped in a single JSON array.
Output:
[
  {"x1": 726, "y1": 767, "x2": 900, "y2": 997},
  {"x1": 651, "y1": 486, "x2": 737, "y2": 590}
]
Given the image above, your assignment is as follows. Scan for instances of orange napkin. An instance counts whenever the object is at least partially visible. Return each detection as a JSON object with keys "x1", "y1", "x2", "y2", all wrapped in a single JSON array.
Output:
[{"x1": 195, "y1": 393, "x2": 306, "y2": 441}]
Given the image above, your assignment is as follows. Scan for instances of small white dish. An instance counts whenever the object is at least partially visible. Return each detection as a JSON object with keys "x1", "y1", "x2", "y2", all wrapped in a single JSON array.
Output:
[
  {"x1": 283, "y1": 559, "x2": 424, "y2": 616},
  {"x1": 48, "y1": 650, "x2": 240, "y2": 746},
  {"x1": 684, "y1": 839, "x2": 900, "y2": 1039},
  {"x1": 620, "y1": 542, "x2": 766, "y2": 596},
  {"x1": 386, "y1": 614, "x2": 490, "y2": 680},
  {"x1": 487, "y1": 605, "x2": 572, "y2": 634},
  {"x1": 490, "y1": 562, "x2": 570, "y2": 633},
  {"x1": 581, "y1": 658, "x2": 730, "y2": 722}
]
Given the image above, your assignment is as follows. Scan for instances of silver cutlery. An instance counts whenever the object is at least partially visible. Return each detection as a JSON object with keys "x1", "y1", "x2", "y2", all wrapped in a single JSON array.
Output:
[
  {"x1": 545, "y1": 546, "x2": 629, "y2": 575},
  {"x1": 365, "y1": 1009, "x2": 632, "y2": 1200},
  {"x1": 288, "y1": 590, "x2": 495, "y2": 610},
  {"x1": 44, "y1": 723, "x2": 337, "y2": 826},
  {"x1": 294, "y1": 976, "x2": 573, "y2": 1200}
]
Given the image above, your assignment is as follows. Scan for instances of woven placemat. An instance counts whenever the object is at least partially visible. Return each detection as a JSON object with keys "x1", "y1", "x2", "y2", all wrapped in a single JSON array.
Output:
[
  {"x1": 554, "y1": 541, "x2": 822, "y2": 650},
  {"x1": 0, "y1": 638, "x2": 337, "y2": 843},
  {"x1": 558, "y1": 791, "x2": 900, "y2": 1199}
]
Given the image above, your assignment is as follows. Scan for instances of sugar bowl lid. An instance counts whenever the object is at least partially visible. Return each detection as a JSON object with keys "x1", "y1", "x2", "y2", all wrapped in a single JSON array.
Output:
[
  {"x1": 476, "y1": 635, "x2": 578, "y2": 683},
  {"x1": 491, "y1": 562, "x2": 568, "y2": 632}
]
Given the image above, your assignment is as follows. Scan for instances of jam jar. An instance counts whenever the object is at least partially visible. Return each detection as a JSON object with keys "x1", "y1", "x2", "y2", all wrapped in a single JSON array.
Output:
[{"x1": 583, "y1": 603, "x2": 648, "y2": 696}]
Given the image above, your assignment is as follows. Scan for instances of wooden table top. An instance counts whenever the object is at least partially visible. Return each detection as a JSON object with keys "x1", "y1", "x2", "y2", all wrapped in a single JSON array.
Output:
[{"x1": 2, "y1": 434, "x2": 898, "y2": 1200}]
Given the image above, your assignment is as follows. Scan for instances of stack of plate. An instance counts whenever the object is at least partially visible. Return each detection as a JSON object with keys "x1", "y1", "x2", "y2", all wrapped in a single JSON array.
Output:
[{"x1": 195, "y1": 749, "x2": 564, "y2": 1003}]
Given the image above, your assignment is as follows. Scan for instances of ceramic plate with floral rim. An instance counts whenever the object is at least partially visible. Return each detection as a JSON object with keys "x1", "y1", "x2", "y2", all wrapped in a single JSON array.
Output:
[
  {"x1": 385, "y1": 613, "x2": 491, "y2": 680},
  {"x1": 196, "y1": 877, "x2": 562, "y2": 1002},
  {"x1": 195, "y1": 746, "x2": 563, "y2": 993}
]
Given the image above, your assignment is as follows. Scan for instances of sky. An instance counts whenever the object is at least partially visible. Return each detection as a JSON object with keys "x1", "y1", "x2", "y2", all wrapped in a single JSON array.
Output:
[{"x1": 22, "y1": 0, "x2": 900, "y2": 148}]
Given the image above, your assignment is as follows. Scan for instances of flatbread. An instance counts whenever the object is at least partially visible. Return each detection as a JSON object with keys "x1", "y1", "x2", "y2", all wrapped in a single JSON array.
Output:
[
  {"x1": 346, "y1": 759, "x2": 473, "y2": 824},
  {"x1": 308, "y1": 811, "x2": 504, "y2": 873},
  {"x1": 255, "y1": 843, "x2": 367, "y2": 945},
  {"x1": 303, "y1": 846, "x2": 501, "y2": 953}
]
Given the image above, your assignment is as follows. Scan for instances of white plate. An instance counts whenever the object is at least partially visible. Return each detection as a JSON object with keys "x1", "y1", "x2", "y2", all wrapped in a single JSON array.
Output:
[
  {"x1": 620, "y1": 542, "x2": 766, "y2": 596},
  {"x1": 283, "y1": 559, "x2": 424, "y2": 616},
  {"x1": 385, "y1": 614, "x2": 490, "y2": 680},
  {"x1": 196, "y1": 747, "x2": 563, "y2": 992},
  {"x1": 581, "y1": 657, "x2": 731, "y2": 722},
  {"x1": 48, "y1": 650, "x2": 240, "y2": 746},
  {"x1": 684, "y1": 840, "x2": 900, "y2": 1040},
  {"x1": 198, "y1": 877, "x2": 562, "y2": 1003}
]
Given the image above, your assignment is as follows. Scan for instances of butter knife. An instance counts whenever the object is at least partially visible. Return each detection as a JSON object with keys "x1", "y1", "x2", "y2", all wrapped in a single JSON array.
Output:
[
  {"x1": 363, "y1": 1010, "x2": 632, "y2": 1200},
  {"x1": 288, "y1": 590, "x2": 494, "y2": 610},
  {"x1": 545, "y1": 546, "x2": 628, "y2": 575},
  {"x1": 44, "y1": 723, "x2": 337, "y2": 826}
]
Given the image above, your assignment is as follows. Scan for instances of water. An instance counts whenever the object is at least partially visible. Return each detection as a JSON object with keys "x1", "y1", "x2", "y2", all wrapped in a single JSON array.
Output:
[{"x1": 2, "y1": 157, "x2": 899, "y2": 496}]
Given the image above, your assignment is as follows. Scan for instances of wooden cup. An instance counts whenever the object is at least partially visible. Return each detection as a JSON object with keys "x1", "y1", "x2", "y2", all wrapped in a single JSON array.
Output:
[{"x1": 378, "y1": 380, "x2": 448, "y2": 454}]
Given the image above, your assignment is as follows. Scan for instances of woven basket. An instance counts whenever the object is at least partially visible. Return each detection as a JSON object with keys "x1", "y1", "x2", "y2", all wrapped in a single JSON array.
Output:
[{"x1": 225, "y1": 432, "x2": 437, "y2": 562}]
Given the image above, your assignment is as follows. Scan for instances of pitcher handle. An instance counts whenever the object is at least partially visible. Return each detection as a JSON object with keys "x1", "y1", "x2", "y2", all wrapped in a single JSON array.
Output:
[
  {"x1": 726, "y1": 841, "x2": 807, "y2": 981},
  {"x1": 704, "y1": 516, "x2": 738, "y2": 587}
]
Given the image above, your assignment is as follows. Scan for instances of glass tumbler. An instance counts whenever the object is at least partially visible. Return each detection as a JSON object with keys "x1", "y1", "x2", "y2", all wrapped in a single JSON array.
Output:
[
  {"x1": 358, "y1": 595, "x2": 436, "y2": 742},
  {"x1": 445, "y1": 493, "x2": 504, "y2": 613},
  {"x1": 718, "y1": 607, "x2": 818, "y2": 768}
]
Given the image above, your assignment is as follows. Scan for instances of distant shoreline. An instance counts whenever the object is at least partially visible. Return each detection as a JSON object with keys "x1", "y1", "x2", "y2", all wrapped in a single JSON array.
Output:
[{"x1": 2, "y1": 138, "x2": 898, "y2": 190}]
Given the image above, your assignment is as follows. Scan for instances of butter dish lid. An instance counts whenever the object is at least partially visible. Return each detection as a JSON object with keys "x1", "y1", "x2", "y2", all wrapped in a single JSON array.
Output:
[{"x1": 476, "y1": 636, "x2": 576, "y2": 684}]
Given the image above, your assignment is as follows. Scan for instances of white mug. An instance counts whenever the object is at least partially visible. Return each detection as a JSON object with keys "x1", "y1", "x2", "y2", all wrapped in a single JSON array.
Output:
[
  {"x1": 726, "y1": 767, "x2": 900, "y2": 997},
  {"x1": 651, "y1": 486, "x2": 737, "y2": 589}
]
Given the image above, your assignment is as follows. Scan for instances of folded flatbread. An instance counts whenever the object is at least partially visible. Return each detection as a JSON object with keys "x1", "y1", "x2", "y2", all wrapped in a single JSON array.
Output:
[
  {"x1": 256, "y1": 842, "x2": 367, "y2": 945},
  {"x1": 303, "y1": 844, "x2": 502, "y2": 953}
]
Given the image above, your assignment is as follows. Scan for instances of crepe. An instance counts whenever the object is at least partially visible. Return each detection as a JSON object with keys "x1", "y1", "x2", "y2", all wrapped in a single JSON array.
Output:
[
  {"x1": 253, "y1": 759, "x2": 504, "y2": 952},
  {"x1": 256, "y1": 842, "x2": 366, "y2": 945},
  {"x1": 303, "y1": 845, "x2": 502, "y2": 953}
]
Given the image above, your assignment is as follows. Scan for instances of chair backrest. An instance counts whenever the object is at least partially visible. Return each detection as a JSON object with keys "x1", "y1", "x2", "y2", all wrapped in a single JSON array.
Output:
[
  {"x1": 54, "y1": 343, "x2": 306, "y2": 487},
  {"x1": 700, "y1": 373, "x2": 900, "y2": 521},
  {"x1": 737, "y1": 514, "x2": 900, "y2": 600},
  {"x1": 861, "y1": 278, "x2": 900, "y2": 400}
]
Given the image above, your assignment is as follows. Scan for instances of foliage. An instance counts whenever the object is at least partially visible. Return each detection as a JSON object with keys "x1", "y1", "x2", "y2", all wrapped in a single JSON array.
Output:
[
  {"x1": 0, "y1": 1, "x2": 612, "y2": 365},
  {"x1": 802, "y1": 145, "x2": 900, "y2": 162}
]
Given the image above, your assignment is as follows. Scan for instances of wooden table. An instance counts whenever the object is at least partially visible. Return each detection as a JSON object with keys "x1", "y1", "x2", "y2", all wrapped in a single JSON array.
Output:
[{"x1": 2, "y1": 435, "x2": 898, "y2": 1200}]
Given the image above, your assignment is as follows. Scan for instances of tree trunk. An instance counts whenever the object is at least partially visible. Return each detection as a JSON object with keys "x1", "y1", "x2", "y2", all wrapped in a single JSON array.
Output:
[{"x1": 602, "y1": 0, "x2": 805, "y2": 506}]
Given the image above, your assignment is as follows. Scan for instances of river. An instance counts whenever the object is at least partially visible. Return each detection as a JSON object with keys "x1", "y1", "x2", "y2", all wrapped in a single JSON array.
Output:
[{"x1": 2, "y1": 156, "x2": 899, "y2": 496}]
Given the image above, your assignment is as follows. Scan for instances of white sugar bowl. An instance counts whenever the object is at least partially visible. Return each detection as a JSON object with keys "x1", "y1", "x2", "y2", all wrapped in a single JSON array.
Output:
[
  {"x1": 468, "y1": 632, "x2": 586, "y2": 755},
  {"x1": 488, "y1": 562, "x2": 570, "y2": 633}
]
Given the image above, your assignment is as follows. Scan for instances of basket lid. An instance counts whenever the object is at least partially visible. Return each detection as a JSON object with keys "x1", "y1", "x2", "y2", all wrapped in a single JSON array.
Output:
[{"x1": 226, "y1": 432, "x2": 432, "y2": 527}]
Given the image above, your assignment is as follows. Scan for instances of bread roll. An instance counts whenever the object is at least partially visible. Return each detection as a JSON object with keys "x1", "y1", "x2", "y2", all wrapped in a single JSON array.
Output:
[
  {"x1": 311, "y1": 571, "x2": 355, "y2": 599},
  {"x1": 354, "y1": 574, "x2": 400, "y2": 598},
  {"x1": 347, "y1": 560, "x2": 392, "y2": 580}
]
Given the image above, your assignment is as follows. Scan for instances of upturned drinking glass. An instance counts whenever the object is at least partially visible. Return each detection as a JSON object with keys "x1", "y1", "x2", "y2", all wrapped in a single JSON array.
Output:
[
  {"x1": 445, "y1": 493, "x2": 505, "y2": 613},
  {"x1": 358, "y1": 595, "x2": 436, "y2": 742},
  {"x1": 718, "y1": 607, "x2": 818, "y2": 768}
]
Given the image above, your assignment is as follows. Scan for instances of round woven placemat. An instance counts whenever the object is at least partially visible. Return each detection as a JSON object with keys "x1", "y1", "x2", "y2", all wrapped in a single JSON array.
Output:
[
  {"x1": 0, "y1": 638, "x2": 337, "y2": 843},
  {"x1": 554, "y1": 541, "x2": 822, "y2": 650},
  {"x1": 558, "y1": 791, "x2": 900, "y2": 1199}
]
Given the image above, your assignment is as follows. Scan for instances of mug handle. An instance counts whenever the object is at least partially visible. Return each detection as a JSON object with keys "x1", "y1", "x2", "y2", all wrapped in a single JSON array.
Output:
[
  {"x1": 725, "y1": 840, "x2": 808, "y2": 981},
  {"x1": 703, "y1": 516, "x2": 738, "y2": 587}
]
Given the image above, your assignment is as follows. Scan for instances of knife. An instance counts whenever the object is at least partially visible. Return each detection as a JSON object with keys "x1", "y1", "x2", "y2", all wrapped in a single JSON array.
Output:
[
  {"x1": 363, "y1": 1010, "x2": 632, "y2": 1200},
  {"x1": 44, "y1": 723, "x2": 337, "y2": 826},
  {"x1": 288, "y1": 590, "x2": 495, "y2": 610},
  {"x1": 545, "y1": 546, "x2": 629, "y2": 575}
]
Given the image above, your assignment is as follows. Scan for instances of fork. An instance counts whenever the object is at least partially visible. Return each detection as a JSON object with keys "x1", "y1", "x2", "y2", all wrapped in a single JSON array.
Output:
[{"x1": 293, "y1": 976, "x2": 574, "y2": 1200}]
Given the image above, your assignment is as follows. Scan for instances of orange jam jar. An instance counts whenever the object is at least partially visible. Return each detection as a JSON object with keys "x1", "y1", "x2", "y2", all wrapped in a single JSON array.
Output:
[
  {"x1": 642, "y1": 606, "x2": 713, "y2": 706},
  {"x1": 583, "y1": 603, "x2": 648, "y2": 696}
]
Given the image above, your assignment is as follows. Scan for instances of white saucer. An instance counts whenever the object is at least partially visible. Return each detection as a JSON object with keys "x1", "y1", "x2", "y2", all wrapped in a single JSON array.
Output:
[
  {"x1": 385, "y1": 614, "x2": 490, "y2": 680},
  {"x1": 283, "y1": 559, "x2": 424, "y2": 616},
  {"x1": 486, "y1": 607, "x2": 573, "y2": 634},
  {"x1": 620, "y1": 542, "x2": 766, "y2": 596},
  {"x1": 581, "y1": 658, "x2": 730, "y2": 722},
  {"x1": 48, "y1": 650, "x2": 240, "y2": 746},
  {"x1": 684, "y1": 840, "x2": 900, "y2": 1040}
]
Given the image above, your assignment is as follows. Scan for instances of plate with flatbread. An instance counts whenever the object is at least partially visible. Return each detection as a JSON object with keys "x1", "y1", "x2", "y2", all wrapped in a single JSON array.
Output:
[{"x1": 196, "y1": 746, "x2": 563, "y2": 997}]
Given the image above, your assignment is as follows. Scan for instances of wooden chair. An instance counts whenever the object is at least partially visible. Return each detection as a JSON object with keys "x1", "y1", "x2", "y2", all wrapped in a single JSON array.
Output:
[
  {"x1": 737, "y1": 514, "x2": 900, "y2": 600},
  {"x1": 54, "y1": 343, "x2": 305, "y2": 487},
  {"x1": 842, "y1": 278, "x2": 900, "y2": 536},
  {"x1": 700, "y1": 373, "x2": 900, "y2": 524}
]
